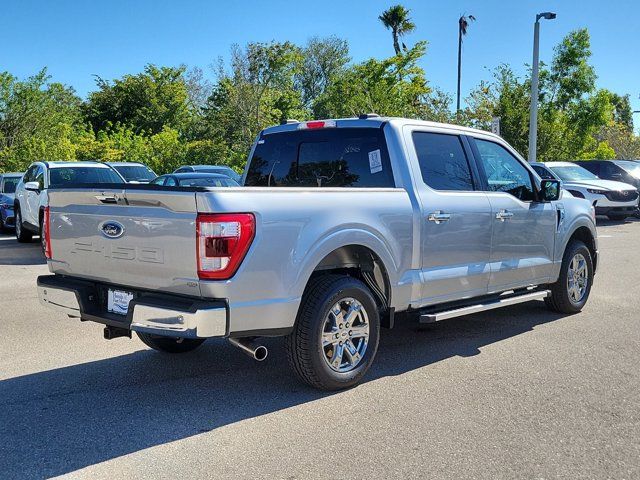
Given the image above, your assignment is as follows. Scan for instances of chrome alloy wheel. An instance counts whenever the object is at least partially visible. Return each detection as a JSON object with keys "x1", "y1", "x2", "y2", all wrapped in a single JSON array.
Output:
[
  {"x1": 567, "y1": 253, "x2": 588, "y2": 304},
  {"x1": 321, "y1": 297, "x2": 370, "y2": 373}
]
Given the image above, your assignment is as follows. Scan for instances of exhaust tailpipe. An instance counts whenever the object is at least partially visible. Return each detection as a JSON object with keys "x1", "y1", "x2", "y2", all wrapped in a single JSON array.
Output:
[{"x1": 228, "y1": 337, "x2": 268, "y2": 361}]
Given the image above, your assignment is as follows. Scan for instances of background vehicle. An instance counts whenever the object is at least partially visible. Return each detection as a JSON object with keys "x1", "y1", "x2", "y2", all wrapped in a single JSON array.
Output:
[
  {"x1": 107, "y1": 162, "x2": 157, "y2": 183},
  {"x1": 151, "y1": 172, "x2": 240, "y2": 187},
  {"x1": 37, "y1": 118, "x2": 597, "y2": 390},
  {"x1": 0, "y1": 173, "x2": 23, "y2": 231},
  {"x1": 173, "y1": 165, "x2": 241, "y2": 183},
  {"x1": 575, "y1": 160, "x2": 640, "y2": 190},
  {"x1": 531, "y1": 162, "x2": 638, "y2": 221},
  {"x1": 14, "y1": 161, "x2": 124, "y2": 245}
]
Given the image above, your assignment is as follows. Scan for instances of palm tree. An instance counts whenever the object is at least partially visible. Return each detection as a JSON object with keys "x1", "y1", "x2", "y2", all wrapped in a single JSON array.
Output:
[
  {"x1": 456, "y1": 14, "x2": 476, "y2": 113},
  {"x1": 379, "y1": 5, "x2": 416, "y2": 55}
]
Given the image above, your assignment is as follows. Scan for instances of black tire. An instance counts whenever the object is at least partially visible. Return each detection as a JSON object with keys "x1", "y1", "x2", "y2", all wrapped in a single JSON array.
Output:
[
  {"x1": 136, "y1": 332, "x2": 205, "y2": 353},
  {"x1": 545, "y1": 240, "x2": 594, "y2": 314},
  {"x1": 607, "y1": 214, "x2": 627, "y2": 221},
  {"x1": 15, "y1": 207, "x2": 32, "y2": 243},
  {"x1": 285, "y1": 274, "x2": 380, "y2": 391}
]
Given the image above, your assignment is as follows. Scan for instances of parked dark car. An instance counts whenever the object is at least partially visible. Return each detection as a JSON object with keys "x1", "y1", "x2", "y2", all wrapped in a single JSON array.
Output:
[
  {"x1": 150, "y1": 172, "x2": 240, "y2": 188},
  {"x1": 173, "y1": 165, "x2": 241, "y2": 183},
  {"x1": 0, "y1": 172, "x2": 23, "y2": 231},
  {"x1": 107, "y1": 162, "x2": 157, "y2": 183},
  {"x1": 575, "y1": 160, "x2": 640, "y2": 190}
]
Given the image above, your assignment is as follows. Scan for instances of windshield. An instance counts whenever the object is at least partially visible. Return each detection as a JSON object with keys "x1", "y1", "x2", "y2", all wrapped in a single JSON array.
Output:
[
  {"x1": 614, "y1": 161, "x2": 640, "y2": 178},
  {"x1": 113, "y1": 165, "x2": 156, "y2": 182},
  {"x1": 49, "y1": 167, "x2": 125, "y2": 187},
  {"x1": 178, "y1": 177, "x2": 239, "y2": 187},
  {"x1": 2, "y1": 177, "x2": 21, "y2": 193},
  {"x1": 549, "y1": 165, "x2": 598, "y2": 182}
]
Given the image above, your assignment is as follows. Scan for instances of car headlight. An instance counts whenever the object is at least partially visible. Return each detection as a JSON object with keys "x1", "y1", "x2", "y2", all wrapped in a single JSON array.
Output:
[{"x1": 586, "y1": 188, "x2": 607, "y2": 195}]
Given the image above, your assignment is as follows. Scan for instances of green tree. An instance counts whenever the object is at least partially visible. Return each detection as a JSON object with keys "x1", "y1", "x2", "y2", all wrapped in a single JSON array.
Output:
[
  {"x1": 0, "y1": 69, "x2": 82, "y2": 171},
  {"x1": 314, "y1": 42, "x2": 430, "y2": 118},
  {"x1": 83, "y1": 65, "x2": 192, "y2": 135},
  {"x1": 378, "y1": 4, "x2": 416, "y2": 55},
  {"x1": 296, "y1": 36, "x2": 350, "y2": 110}
]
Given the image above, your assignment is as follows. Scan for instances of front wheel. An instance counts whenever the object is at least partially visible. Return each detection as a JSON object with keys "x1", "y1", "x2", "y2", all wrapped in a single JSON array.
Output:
[
  {"x1": 285, "y1": 275, "x2": 380, "y2": 391},
  {"x1": 545, "y1": 240, "x2": 594, "y2": 314},
  {"x1": 15, "y1": 208, "x2": 33, "y2": 243},
  {"x1": 137, "y1": 332, "x2": 205, "y2": 353}
]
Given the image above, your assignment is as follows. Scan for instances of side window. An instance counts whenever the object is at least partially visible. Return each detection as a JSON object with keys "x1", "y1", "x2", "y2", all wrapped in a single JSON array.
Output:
[
  {"x1": 473, "y1": 139, "x2": 535, "y2": 201},
  {"x1": 35, "y1": 166, "x2": 45, "y2": 190},
  {"x1": 165, "y1": 177, "x2": 178, "y2": 187},
  {"x1": 150, "y1": 176, "x2": 166, "y2": 185},
  {"x1": 23, "y1": 165, "x2": 37, "y2": 183},
  {"x1": 412, "y1": 132, "x2": 474, "y2": 191},
  {"x1": 532, "y1": 165, "x2": 556, "y2": 180}
]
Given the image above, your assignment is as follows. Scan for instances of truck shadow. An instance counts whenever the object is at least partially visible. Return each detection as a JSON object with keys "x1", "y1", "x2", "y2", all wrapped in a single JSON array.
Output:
[
  {"x1": 0, "y1": 302, "x2": 565, "y2": 479},
  {"x1": 0, "y1": 232, "x2": 45, "y2": 265}
]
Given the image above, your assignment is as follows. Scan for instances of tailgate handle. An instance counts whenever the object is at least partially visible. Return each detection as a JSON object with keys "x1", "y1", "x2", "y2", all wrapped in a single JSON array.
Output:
[{"x1": 95, "y1": 195, "x2": 118, "y2": 204}]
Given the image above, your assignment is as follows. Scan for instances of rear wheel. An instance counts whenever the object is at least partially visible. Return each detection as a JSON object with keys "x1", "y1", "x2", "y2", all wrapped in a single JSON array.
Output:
[
  {"x1": 15, "y1": 208, "x2": 32, "y2": 243},
  {"x1": 545, "y1": 240, "x2": 594, "y2": 314},
  {"x1": 137, "y1": 332, "x2": 205, "y2": 353},
  {"x1": 285, "y1": 275, "x2": 380, "y2": 390}
]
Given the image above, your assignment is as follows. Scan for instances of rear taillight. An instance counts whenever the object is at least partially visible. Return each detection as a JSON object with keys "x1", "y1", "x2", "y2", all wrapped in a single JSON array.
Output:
[
  {"x1": 43, "y1": 206, "x2": 52, "y2": 259},
  {"x1": 196, "y1": 213, "x2": 255, "y2": 280}
]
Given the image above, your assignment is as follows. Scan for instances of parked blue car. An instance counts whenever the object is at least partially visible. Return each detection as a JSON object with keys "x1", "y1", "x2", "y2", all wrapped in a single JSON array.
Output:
[{"x1": 0, "y1": 172, "x2": 23, "y2": 231}]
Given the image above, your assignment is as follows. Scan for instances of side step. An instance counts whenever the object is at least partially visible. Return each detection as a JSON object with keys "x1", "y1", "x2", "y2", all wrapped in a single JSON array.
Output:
[{"x1": 419, "y1": 290, "x2": 550, "y2": 323}]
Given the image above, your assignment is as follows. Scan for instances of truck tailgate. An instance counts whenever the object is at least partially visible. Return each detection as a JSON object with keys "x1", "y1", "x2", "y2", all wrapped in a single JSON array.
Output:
[{"x1": 47, "y1": 188, "x2": 201, "y2": 297}]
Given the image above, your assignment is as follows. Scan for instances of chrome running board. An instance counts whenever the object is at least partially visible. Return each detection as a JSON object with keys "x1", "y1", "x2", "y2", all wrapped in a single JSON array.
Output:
[{"x1": 419, "y1": 290, "x2": 550, "y2": 323}]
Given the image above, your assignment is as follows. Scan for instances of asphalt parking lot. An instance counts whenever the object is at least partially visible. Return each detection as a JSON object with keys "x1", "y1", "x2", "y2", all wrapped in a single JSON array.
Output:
[{"x1": 0, "y1": 220, "x2": 639, "y2": 480}]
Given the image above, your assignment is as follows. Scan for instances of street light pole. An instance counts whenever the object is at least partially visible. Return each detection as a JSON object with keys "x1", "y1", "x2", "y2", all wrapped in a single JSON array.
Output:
[{"x1": 528, "y1": 12, "x2": 556, "y2": 163}]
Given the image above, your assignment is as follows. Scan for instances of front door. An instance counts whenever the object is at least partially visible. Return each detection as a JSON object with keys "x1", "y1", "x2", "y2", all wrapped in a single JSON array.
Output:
[
  {"x1": 470, "y1": 137, "x2": 556, "y2": 292},
  {"x1": 407, "y1": 129, "x2": 493, "y2": 306}
]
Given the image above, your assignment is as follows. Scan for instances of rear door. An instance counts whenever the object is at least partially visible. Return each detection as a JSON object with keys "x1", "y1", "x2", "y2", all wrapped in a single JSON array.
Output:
[
  {"x1": 47, "y1": 187, "x2": 201, "y2": 297},
  {"x1": 404, "y1": 127, "x2": 493, "y2": 306},
  {"x1": 470, "y1": 136, "x2": 556, "y2": 292}
]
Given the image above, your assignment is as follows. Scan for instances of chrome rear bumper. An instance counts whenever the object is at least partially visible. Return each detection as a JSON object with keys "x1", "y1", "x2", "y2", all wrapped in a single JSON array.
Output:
[{"x1": 37, "y1": 275, "x2": 227, "y2": 339}]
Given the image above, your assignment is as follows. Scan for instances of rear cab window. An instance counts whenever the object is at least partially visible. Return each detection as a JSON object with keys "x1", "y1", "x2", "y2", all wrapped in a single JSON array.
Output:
[
  {"x1": 245, "y1": 128, "x2": 395, "y2": 188},
  {"x1": 48, "y1": 167, "x2": 125, "y2": 188}
]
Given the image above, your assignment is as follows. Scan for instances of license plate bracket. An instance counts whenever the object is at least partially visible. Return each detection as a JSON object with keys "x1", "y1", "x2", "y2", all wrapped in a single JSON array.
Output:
[{"x1": 107, "y1": 289, "x2": 134, "y2": 315}]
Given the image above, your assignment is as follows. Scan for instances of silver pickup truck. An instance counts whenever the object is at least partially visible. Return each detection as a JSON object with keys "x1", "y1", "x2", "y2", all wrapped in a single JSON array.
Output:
[{"x1": 37, "y1": 117, "x2": 598, "y2": 390}]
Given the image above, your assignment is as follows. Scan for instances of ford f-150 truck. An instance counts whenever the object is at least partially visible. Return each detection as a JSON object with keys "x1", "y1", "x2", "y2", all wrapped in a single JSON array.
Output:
[{"x1": 37, "y1": 117, "x2": 598, "y2": 390}]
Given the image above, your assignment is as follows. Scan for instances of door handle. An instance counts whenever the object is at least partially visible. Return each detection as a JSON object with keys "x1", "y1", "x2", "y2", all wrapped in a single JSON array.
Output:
[
  {"x1": 95, "y1": 195, "x2": 118, "y2": 204},
  {"x1": 496, "y1": 209, "x2": 514, "y2": 221},
  {"x1": 427, "y1": 211, "x2": 451, "y2": 224}
]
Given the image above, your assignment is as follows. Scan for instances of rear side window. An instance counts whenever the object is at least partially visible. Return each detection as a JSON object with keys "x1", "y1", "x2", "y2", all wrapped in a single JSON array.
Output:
[
  {"x1": 245, "y1": 128, "x2": 395, "y2": 188},
  {"x1": 2, "y1": 177, "x2": 20, "y2": 193},
  {"x1": 412, "y1": 132, "x2": 474, "y2": 191},
  {"x1": 48, "y1": 167, "x2": 125, "y2": 188}
]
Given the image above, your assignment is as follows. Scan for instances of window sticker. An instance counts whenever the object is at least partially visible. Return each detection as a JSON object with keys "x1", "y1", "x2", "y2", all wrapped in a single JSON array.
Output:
[{"x1": 368, "y1": 149, "x2": 382, "y2": 174}]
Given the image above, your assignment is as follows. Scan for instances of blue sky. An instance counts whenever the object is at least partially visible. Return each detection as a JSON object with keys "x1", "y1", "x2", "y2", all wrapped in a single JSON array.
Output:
[{"x1": 1, "y1": 0, "x2": 639, "y2": 118}]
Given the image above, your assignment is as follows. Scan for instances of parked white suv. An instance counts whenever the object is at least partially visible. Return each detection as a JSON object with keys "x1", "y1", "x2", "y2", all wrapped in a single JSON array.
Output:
[
  {"x1": 14, "y1": 161, "x2": 124, "y2": 246},
  {"x1": 531, "y1": 162, "x2": 639, "y2": 220}
]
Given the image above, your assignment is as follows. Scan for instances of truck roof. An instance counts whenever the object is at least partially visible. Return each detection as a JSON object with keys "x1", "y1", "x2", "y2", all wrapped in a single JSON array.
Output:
[
  {"x1": 261, "y1": 117, "x2": 502, "y2": 140},
  {"x1": 42, "y1": 161, "x2": 114, "y2": 169}
]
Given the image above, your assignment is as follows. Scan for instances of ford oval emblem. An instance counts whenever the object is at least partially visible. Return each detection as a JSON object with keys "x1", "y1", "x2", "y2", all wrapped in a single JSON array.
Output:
[{"x1": 100, "y1": 221, "x2": 125, "y2": 239}]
